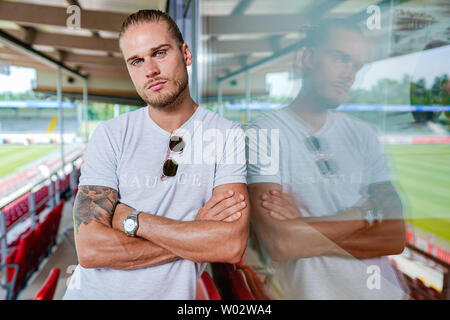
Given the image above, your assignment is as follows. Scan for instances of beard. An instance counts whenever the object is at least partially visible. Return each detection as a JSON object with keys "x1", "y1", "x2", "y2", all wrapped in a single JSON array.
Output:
[{"x1": 138, "y1": 69, "x2": 189, "y2": 109}]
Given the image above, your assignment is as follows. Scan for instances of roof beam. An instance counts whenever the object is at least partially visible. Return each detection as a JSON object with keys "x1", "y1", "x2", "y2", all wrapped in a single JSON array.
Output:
[
  {"x1": 0, "y1": 29, "x2": 87, "y2": 80},
  {"x1": 7, "y1": 29, "x2": 119, "y2": 53},
  {"x1": 0, "y1": 1, "x2": 128, "y2": 33},
  {"x1": 64, "y1": 52, "x2": 124, "y2": 66},
  {"x1": 203, "y1": 14, "x2": 309, "y2": 35}
]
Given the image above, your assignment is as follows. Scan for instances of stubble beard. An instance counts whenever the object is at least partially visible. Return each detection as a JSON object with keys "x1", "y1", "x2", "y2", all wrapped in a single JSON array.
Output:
[{"x1": 138, "y1": 69, "x2": 189, "y2": 110}]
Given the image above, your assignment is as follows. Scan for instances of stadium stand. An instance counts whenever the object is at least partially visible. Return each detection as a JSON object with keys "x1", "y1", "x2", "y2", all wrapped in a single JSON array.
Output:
[{"x1": 0, "y1": 159, "x2": 80, "y2": 300}]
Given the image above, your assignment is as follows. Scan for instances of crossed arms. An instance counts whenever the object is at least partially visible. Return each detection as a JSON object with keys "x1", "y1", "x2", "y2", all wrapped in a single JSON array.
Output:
[
  {"x1": 248, "y1": 181, "x2": 406, "y2": 261},
  {"x1": 73, "y1": 183, "x2": 250, "y2": 270}
]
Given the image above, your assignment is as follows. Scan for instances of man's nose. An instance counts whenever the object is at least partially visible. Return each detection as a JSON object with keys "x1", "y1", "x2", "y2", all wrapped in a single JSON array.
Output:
[{"x1": 144, "y1": 59, "x2": 160, "y2": 78}]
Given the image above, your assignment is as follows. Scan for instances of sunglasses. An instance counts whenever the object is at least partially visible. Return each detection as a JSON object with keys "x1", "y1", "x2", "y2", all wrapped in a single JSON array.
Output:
[
  {"x1": 304, "y1": 136, "x2": 336, "y2": 176},
  {"x1": 161, "y1": 135, "x2": 186, "y2": 180}
]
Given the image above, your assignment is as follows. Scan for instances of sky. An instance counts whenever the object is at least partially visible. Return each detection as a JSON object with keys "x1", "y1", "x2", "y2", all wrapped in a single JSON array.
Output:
[{"x1": 0, "y1": 65, "x2": 36, "y2": 93}]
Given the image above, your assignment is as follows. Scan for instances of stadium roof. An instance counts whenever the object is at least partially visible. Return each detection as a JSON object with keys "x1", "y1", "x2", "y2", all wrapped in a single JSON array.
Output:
[{"x1": 0, "y1": 0, "x2": 448, "y2": 104}]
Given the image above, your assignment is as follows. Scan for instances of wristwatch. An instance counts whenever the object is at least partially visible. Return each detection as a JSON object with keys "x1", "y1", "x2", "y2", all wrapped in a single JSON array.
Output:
[
  {"x1": 123, "y1": 210, "x2": 141, "y2": 237},
  {"x1": 364, "y1": 208, "x2": 377, "y2": 227}
]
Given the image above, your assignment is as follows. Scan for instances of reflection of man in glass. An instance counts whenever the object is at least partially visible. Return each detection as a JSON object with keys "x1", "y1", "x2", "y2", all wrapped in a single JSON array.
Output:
[{"x1": 247, "y1": 20, "x2": 408, "y2": 299}]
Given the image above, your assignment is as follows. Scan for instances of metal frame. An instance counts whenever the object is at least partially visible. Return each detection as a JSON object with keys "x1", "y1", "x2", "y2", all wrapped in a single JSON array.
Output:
[{"x1": 0, "y1": 154, "x2": 82, "y2": 299}]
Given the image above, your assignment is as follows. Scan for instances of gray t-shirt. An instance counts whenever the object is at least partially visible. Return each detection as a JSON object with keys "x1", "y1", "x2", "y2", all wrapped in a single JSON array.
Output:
[
  {"x1": 247, "y1": 107, "x2": 407, "y2": 299},
  {"x1": 63, "y1": 105, "x2": 246, "y2": 300}
]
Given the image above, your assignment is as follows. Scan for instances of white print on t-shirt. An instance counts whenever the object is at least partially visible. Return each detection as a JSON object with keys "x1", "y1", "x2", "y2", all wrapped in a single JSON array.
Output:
[{"x1": 120, "y1": 173, "x2": 202, "y2": 189}]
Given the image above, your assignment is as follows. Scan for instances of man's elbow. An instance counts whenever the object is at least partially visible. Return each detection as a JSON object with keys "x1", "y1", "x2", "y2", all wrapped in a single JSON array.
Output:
[
  {"x1": 227, "y1": 241, "x2": 246, "y2": 264},
  {"x1": 77, "y1": 247, "x2": 95, "y2": 269},
  {"x1": 226, "y1": 231, "x2": 249, "y2": 264},
  {"x1": 379, "y1": 219, "x2": 407, "y2": 256},
  {"x1": 390, "y1": 228, "x2": 407, "y2": 255},
  {"x1": 76, "y1": 242, "x2": 105, "y2": 269}
]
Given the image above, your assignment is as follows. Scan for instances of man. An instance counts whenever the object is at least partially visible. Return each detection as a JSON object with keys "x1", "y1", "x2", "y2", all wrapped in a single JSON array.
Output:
[
  {"x1": 63, "y1": 10, "x2": 249, "y2": 300},
  {"x1": 247, "y1": 20, "x2": 408, "y2": 299}
]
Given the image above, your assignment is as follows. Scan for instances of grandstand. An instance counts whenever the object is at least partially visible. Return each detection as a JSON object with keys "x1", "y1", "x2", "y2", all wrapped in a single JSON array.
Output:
[{"x1": 0, "y1": 0, "x2": 449, "y2": 303}]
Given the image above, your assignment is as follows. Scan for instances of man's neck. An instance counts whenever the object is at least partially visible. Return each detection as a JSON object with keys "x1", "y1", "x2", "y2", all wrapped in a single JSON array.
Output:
[
  {"x1": 148, "y1": 89, "x2": 198, "y2": 133},
  {"x1": 290, "y1": 91, "x2": 330, "y2": 132}
]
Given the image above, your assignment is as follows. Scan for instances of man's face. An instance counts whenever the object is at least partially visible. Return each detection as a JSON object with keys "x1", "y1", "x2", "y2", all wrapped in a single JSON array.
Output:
[
  {"x1": 303, "y1": 28, "x2": 372, "y2": 106},
  {"x1": 120, "y1": 21, "x2": 191, "y2": 108}
]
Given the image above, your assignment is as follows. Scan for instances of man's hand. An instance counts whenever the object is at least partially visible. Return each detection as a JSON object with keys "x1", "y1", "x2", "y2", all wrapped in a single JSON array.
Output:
[
  {"x1": 260, "y1": 190, "x2": 306, "y2": 220},
  {"x1": 196, "y1": 190, "x2": 246, "y2": 222}
]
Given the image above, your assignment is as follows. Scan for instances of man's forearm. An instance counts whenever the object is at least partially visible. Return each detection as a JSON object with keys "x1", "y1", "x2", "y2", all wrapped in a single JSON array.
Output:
[
  {"x1": 257, "y1": 207, "x2": 404, "y2": 260},
  {"x1": 113, "y1": 208, "x2": 246, "y2": 263},
  {"x1": 332, "y1": 219, "x2": 406, "y2": 258},
  {"x1": 259, "y1": 208, "x2": 366, "y2": 260},
  {"x1": 76, "y1": 220, "x2": 179, "y2": 270},
  {"x1": 74, "y1": 185, "x2": 180, "y2": 270}
]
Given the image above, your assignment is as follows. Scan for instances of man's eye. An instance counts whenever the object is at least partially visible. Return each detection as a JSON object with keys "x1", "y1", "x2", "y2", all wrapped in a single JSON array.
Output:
[
  {"x1": 132, "y1": 59, "x2": 143, "y2": 66},
  {"x1": 336, "y1": 54, "x2": 350, "y2": 64},
  {"x1": 155, "y1": 50, "x2": 166, "y2": 57}
]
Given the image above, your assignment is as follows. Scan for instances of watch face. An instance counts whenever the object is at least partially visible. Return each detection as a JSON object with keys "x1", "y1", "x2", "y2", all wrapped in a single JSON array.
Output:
[{"x1": 124, "y1": 219, "x2": 135, "y2": 232}]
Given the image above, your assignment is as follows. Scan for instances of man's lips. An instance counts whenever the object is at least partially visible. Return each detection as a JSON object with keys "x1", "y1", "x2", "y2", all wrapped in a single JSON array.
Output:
[
  {"x1": 333, "y1": 82, "x2": 352, "y2": 92},
  {"x1": 147, "y1": 81, "x2": 166, "y2": 91}
]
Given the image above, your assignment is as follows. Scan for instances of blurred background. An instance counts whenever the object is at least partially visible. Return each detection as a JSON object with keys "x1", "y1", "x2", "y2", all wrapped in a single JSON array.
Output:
[{"x1": 0, "y1": 0, "x2": 448, "y2": 300}]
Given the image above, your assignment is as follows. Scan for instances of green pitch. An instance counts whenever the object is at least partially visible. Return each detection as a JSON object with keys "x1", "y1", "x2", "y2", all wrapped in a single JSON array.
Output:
[
  {"x1": 386, "y1": 144, "x2": 450, "y2": 242},
  {"x1": 0, "y1": 145, "x2": 59, "y2": 179}
]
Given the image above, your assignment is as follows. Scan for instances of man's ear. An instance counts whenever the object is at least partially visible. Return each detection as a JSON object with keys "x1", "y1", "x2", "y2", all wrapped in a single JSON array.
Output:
[
  {"x1": 295, "y1": 47, "x2": 314, "y2": 71},
  {"x1": 182, "y1": 43, "x2": 193, "y2": 67}
]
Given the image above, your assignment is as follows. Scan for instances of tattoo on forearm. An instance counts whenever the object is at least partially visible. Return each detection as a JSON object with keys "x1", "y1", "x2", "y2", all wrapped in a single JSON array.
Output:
[
  {"x1": 367, "y1": 181, "x2": 403, "y2": 217},
  {"x1": 73, "y1": 185, "x2": 118, "y2": 233}
]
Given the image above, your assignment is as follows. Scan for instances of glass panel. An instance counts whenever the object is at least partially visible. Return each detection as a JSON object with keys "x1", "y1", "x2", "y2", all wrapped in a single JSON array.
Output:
[{"x1": 201, "y1": 0, "x2": 450, "y2": 300}]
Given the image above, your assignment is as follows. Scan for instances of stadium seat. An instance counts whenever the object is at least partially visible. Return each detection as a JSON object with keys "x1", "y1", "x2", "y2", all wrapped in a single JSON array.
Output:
[
  {"x1": 238, "y1": 265, "x2": 271, "y2": 300},
  {"x1": 49, "y1": 200, "x2": 65, "y2": 246},
  {"x1": 7, "y1": 229, "x2": 35, "y2": 296},
  {"x1": 0, "y1": 248, "x2": 19, "y2": 300},
  {"x1": 196, "y1": 271, "x2": 222, "y2": 300},
  {"x1": 33, "y1": 268, "x2": 60, "y2": 300},
  {"x1": 211, "y1": 263, "x2": 255, "y2": 300}
]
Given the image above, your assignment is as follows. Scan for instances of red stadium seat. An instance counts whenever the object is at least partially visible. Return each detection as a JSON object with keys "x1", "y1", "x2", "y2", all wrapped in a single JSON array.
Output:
[
  {"x1": 238, "y1": 265, "x2": 271, "y2": 300},
  {"x1": 33, "y1": 268, "x2": 60, "y2": 300},
  {"x1": 8, "y1": 229, "x2": 35, "y2": 295},
  {"x1": 196, "y1": 271, "x2": 222, "y2": 300},
  {"x1": 1, "y1": 248, "x2": 19, "y2": 300},
  {"x1": 211, "y1": 263, "x2": 255, "y2": 300}
]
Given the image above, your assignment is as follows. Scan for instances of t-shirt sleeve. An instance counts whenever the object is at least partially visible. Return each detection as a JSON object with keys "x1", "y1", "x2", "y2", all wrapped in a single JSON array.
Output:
[
  {"x1": 245, "y1": 121, "x2": 282, "y2": 185},
  {"x1": 78, "y1": 122, "x2": 119, "y2": 191},
  {"x1": 213, "y1": 123, "x2": 247, "y2": 188}
]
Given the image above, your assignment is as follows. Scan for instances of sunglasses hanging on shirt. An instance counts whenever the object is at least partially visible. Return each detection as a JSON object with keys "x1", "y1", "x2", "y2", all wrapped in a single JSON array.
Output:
[
  {"x1": 161, "y1": 135, "x2": 185, "y2": 180},
  {"x1": 304, "y1": 135, "x2": 337, "y2": 177}
]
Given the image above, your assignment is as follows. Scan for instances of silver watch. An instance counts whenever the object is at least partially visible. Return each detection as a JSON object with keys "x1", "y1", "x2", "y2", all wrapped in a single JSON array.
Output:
[
  {"x1": 364, "y1": 208, "x2": 377, "y2": 227},
  {"x1": 123, "y1": 210, "x2": 141, "y2": 237}
]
